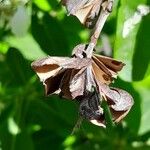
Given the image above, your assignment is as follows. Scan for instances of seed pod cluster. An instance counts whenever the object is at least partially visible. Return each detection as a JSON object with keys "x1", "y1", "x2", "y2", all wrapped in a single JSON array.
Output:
[{"x1": 31, "y1": 0, "x2": 134, "y2": 128}]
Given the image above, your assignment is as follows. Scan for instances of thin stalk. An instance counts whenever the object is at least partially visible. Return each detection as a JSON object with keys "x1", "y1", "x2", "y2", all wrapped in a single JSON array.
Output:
[
  {"x1": 71, "y1": 116, "x2": 83, "y2": 135},
  {"x1": 86, "y1": 0, "x2": 114, "y2": 58},
  {"x1": 102, "y1": 96, "x2": 115, "y2": 132}
]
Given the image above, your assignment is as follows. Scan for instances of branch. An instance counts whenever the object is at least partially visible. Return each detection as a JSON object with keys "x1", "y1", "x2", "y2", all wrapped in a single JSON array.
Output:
[{"x1": 86, "y1": 0, "x2": 114, "y2": 58}]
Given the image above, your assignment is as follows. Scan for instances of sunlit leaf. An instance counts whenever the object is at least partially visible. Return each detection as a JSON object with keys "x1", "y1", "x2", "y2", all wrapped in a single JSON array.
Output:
[
  {"x1": 114, "y1": 0, "x2": 148, "y2": 82},
  {"x1": 33, "y1": 0, "x2": 51, "y2": 11},
  {"x1": 133, "y1": 76, "x2": 150, "y2": 135},
  {"x1": 10, "y1": 5, "x2": 31, "y2": 37},
  {"x1": 132, "y1": 13, "x2": 150, "y2": 81},
  {"x1": 6, "y1": 34, "x2": 46, "y2": 60}
]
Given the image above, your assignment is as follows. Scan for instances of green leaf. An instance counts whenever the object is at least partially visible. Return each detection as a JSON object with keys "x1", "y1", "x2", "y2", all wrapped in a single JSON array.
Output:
[
  {"x1": 5, "y1": 48, "x2": 33, "y2": 86},
  {"x1": 114, "y1": 79, "x2": 141, "y2": 134},
  {"x1": 13, "y1": 131, "x2": 34, "y2": 150},
  {"x1": 114, "y1": 0, "x2": 148, "y2": 81},
  {"x1": 133, "y1": 76, "x2": 150, "y2": 135},
  {"x1": 132, "y1": 13, "x2": 150, "y2": 81},
  {"x1": 0, "y1": 102, "x2": 14, "y2": 123},
  {"x1": 10, "y1": 5, "x2": 30, "y2": 37},
  {"x1": 26, "y1": 97, "x2": 74, "y2": 135},
  {"x1": 0, "y1": 121, "x2": 12, "y2": 150},
  {"x1": 61, "y1": 16, "x2": 85, "y2": 50},
  {"x1": 31, "y1": 13, "x2": 69, "y2": 56},
  {"x1": 32, "y1": 129, "x2": 63, "y2": 150},
  {"x1": 47, "y1": 0, "x2": 60, "y2": 9},
  {"x1": 0, "y1": 42, "x2": 9, "y2": 53},
  {"x1": 33, "y1": 0, "x2": 51, "y2": 11},
  {"x1": 6, "y1": 34, "x2": 46, "y2": 60}
]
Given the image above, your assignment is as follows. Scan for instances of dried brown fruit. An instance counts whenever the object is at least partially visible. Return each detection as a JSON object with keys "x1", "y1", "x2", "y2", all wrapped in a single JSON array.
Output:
[
  {"x1": 101, "y1": 86, "x2": 134, "y2": 123},
  {"x1": 79, "y1": 85, "x2": 134, "y2": 127},
  {"x1": 31, "y1": 55, "x2": 91, "y2": 99},
  {"x1": 73, "y1": 44, "x2": 125, "y2": 85},
  {"x1": 61, "y1": 0, "x2": 102, "y2": 28},
  {"x1": 31, "y1": 43, "x2": 134, "y2": 127},
  {"x1": 31, "y1": 44, "x2": 124, "y2": 99},
  {"x1": 31, "y1": 0, "x2": 133, "y2": 129}
]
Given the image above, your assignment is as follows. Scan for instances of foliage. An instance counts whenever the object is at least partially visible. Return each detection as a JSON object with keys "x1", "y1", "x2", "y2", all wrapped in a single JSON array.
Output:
[{"x1": 0, "y1": 0, "x2": 150, "y2": 149}]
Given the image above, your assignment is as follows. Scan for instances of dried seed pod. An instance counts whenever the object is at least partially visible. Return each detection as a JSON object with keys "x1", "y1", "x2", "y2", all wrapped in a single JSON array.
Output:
[
  {"x1": 102, "y1": 86, "x2": 134, "y2": 123},
  {"x1": 78, "y1": 85, "x2": 134, "y2": 127},
  {"x1": 31, "y1": 43, "x2": 133, "y2": 127},
  {"x1": 61, "y1": 0, "x2": 103, "y2": 28},
  {"x1": 31, "y1": 55, "x2": 91, "y2": 98},
  {"x1": 31, "y1": 44, "x2": 125, "y2": 99},
  {"x1": 72, "y1": 44, "x2": 125, "y2": 85}
]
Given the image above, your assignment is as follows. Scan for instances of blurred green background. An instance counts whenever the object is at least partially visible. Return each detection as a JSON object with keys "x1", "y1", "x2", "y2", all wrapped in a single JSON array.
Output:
[{"x1": 0, "y1": 0, "x2": 150, "y2": 150}]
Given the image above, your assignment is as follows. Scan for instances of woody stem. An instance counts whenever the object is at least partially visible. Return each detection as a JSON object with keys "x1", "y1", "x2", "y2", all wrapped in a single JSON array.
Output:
[{"x1": 86, "y1": 0, "x2": 114, "y2": 58}]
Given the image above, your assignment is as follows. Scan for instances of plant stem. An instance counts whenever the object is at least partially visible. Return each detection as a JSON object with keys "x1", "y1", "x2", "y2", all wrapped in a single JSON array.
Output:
[
  {"x1": 86, "y1": 0, "x2": 114, "y2": 58},
  {"x1": 102, "y1": 98, "x2": 115, "y2": 132},
  {"x1": 71, "y1": 116, "x2": 83, "y2": 135}
]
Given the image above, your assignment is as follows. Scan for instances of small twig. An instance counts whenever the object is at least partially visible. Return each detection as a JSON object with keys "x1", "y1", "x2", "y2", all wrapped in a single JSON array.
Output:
[
  {"x1": 102, "y1": 95, "x2": 115, "y2": 132},
  {"x1": 71, "y1": 116, "x2": 83, "y2": 135},
  {"x1": 86, "y1": 0, "x2": 114, "y2": 58}
]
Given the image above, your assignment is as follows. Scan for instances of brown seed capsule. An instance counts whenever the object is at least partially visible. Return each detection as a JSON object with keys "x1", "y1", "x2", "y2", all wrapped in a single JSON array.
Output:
[
  {"x1": 61, "y1": 0, "x2": 103, "y2": 28},
  {"x1": 31, "y1": 43, "x2": 133, "y2": 127}
]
